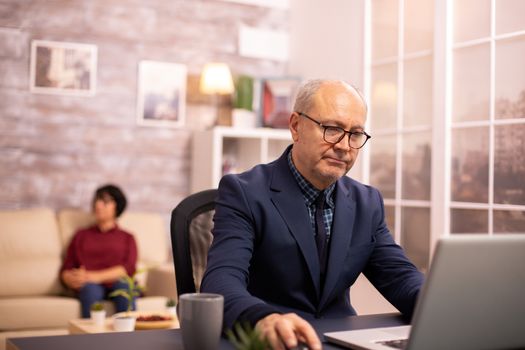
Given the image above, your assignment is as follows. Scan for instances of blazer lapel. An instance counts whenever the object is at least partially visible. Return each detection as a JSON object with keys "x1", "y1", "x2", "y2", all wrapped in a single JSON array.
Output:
[
  {"x1": 319, "y1": 180, "x2": 355, "y2": 309},
  {"x1": 269, "y1": 151, "x2": 321, "y2": 298}
]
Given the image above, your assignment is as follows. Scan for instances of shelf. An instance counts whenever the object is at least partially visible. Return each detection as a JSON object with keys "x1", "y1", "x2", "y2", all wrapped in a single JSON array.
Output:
[{"x1": 191, "y1": 127, "x2": 292, "y2": 193}]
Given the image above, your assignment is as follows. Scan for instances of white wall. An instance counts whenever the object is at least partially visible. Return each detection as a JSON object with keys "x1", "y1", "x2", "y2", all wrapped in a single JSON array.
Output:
[
  {"x1": 289, "y1": 0, "x2": 365, "y2": 85},
  {"x1": 288, "y1": 0, "x2": 366, "y2": 181}
]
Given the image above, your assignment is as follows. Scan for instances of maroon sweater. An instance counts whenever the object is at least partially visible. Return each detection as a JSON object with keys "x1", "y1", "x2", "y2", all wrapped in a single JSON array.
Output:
[{"x1": 61, "y1": 225, "x2": 138, "y2": 280}]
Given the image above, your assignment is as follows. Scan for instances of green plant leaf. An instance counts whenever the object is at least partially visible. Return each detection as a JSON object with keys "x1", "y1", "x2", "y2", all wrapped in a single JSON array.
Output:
[
  {"x1": 109, "y1": 290, "x2": 130, "y2": 299},
  {"x1": 227, "y1": 322, "x2": 270, "y2": 350},
  {"x1": 107, "y1": 272, "x2": 145, "y2": 312},
  {"x1": 90, "y1": 301, "x2": 104, "y2": 311},
  {"x1": 233, "y1": 75, "x2": 254, "y2": 111}
]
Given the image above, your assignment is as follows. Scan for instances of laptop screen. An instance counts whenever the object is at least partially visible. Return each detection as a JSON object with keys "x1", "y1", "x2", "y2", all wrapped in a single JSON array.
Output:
[{"x1": 325, "y1": 235, "x2": 525, "y2": 350}]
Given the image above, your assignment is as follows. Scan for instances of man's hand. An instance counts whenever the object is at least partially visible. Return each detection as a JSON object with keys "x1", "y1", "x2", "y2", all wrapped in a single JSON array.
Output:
[{"x1": 255, "y1": 313, "x2": 322, "y2": 350}]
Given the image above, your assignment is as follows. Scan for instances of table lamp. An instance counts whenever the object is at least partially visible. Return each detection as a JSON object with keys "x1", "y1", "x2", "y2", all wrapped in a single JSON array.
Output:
[{"x1": 199, "y1": 62, "x2": 234, "y2": 125}]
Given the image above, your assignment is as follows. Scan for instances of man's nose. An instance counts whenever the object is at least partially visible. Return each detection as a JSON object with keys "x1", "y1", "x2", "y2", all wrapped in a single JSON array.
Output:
[{"x1": 333, "y1": 134, "x2": 351, "y2": 151}]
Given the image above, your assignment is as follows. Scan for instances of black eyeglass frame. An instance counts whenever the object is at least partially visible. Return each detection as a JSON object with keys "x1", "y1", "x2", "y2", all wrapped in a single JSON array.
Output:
[{"x1": 297, "y1": 112, "x2": 371, "y2": 149}]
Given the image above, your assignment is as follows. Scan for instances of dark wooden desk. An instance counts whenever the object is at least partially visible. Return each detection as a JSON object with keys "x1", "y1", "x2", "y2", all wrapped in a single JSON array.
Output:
[{"x1": 7, "y1": 313, "x2": 406, "y2": 350}]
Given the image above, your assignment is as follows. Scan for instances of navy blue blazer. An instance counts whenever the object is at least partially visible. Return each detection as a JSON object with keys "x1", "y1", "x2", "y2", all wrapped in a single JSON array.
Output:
[{"x1": 201, "y1": 147, "x2": 424, "y2": 329}]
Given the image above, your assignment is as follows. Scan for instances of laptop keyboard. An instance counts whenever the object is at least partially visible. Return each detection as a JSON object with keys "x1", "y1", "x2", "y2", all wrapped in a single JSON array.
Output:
[{"x1": 376, "y1": 338, "x2": 408, "y2": 349}]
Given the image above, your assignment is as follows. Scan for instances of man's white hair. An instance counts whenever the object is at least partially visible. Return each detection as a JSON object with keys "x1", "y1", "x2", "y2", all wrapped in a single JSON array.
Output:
[{"x1": 292, "y1": 79, "x2": 368, "y2": 115}]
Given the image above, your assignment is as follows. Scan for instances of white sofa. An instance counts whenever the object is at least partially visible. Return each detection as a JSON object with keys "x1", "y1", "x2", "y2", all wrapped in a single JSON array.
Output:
[{"x1": 0, "y1": 208, "x2": 177, "y2": 350}]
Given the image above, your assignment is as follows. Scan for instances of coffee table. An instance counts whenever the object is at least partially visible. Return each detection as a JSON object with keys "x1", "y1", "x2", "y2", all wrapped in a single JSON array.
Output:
[
  {"x1": 69, "y1": 318, "x2": 115, "y2": 334},
  {"x1": 69, "y1": 313, "x2": 180, "y2": 334}
]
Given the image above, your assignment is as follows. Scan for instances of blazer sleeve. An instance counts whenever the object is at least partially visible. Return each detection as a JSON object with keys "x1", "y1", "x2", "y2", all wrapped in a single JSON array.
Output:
[
  {"x1": 201, "y1": 174, "x2": 280, "y2": 329},
  {"x1": 362, "y1": 188, "x2": 424, "y2": 319}
]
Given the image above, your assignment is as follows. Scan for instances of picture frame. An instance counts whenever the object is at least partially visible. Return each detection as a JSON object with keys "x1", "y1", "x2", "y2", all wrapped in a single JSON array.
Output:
[
  {"x1": 137, "y1": 60, "x2": 187, "y2": 128},
  {"x1": 260, "y1": 77, "x2": 301, "y2": 129},
  {"x1": 30, "y1": 40, "x2": 97, "y2": 96}
]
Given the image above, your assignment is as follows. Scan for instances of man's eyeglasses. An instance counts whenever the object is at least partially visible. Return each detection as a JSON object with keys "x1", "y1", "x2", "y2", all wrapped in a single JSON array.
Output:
[{"x1": 297, "y1": 112, "x2": 371, "y2": 149}]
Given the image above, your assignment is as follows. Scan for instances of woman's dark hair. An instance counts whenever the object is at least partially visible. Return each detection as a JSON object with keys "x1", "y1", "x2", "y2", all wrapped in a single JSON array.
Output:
[{"x1": 93, "y1": 184, "x2": 127, "y2": 218}]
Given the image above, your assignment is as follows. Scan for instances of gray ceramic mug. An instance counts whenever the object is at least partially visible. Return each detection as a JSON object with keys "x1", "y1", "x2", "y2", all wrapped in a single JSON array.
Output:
[{"x1": 178, "y1": 293, "x2": 224, "y2": 350}]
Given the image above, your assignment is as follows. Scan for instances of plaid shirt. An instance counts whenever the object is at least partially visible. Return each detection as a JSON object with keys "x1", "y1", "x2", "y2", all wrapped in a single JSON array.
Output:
[{"x1": 287, "y1": 149, "x2": 335, "y2": 237}]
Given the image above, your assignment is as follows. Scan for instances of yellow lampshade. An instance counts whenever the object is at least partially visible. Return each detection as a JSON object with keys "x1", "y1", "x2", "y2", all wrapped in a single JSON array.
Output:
[{"x1": 199, "y1": 63, "x2": 234, "y2": 95}]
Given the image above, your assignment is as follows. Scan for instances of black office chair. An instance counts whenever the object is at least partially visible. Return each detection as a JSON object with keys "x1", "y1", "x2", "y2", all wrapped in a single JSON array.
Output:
[{"x1": 170, "y1": 189, "x2": 218, "y2": 298}]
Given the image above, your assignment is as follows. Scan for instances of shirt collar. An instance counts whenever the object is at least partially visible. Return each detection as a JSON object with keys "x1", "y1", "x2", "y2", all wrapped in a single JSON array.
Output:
[
  {"x1": 287, "y1": 147, "x2": 336, "y2": 208},
  {"x1": 94, "y1": 223, "x2": 119, "y2": 233}
]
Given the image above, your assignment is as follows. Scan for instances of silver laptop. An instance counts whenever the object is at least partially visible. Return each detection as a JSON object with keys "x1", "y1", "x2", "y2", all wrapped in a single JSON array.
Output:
[{"x1": 325, "y1": 234, "x2": 525, "y2": 350}]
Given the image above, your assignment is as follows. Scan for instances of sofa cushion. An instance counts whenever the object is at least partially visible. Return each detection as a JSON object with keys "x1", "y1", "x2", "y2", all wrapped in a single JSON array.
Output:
[
  {"x1": 144, "y1": 264, "x2": 177, "y2": 301},
  {"x1": 119, "y1": 212, "x2": 168, "y2": 265},
  {"x1": 56, "y1": 209, "x2": 96, "y2": 252},
  {"x1": 0, "y1": 208, "x2": 63, "y2": 297},
  {"x1": 0, "y1": 296, "x2": 79, "y2": 331}
]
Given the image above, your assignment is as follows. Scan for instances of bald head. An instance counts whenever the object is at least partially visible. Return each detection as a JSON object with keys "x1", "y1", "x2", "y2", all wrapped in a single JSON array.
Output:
[{"x1": 293, "y1": 79, "x2": 368, "y2": 117}]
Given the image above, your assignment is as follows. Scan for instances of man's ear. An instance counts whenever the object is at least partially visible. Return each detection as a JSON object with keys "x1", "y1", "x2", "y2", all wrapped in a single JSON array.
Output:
[{"x1": 289, "y1": 112, "x2": 300, "y2": 142}]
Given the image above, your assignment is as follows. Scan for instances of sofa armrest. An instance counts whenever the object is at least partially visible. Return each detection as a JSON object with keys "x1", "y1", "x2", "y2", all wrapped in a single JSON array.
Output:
[{"x1": 145, "y1": 263, "x2": 177, "y2": 302}]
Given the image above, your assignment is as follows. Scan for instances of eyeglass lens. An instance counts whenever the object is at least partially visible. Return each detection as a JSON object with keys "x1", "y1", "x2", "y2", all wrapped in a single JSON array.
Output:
[{"x1": 323, "y1": 127, "x2": 367, "y2": 149}]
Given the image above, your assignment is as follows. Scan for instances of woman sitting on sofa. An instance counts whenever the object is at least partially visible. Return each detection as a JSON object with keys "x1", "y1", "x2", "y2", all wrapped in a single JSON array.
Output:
[{"x1": 60, "y1": 184, "x2": 138, "y2": 318}]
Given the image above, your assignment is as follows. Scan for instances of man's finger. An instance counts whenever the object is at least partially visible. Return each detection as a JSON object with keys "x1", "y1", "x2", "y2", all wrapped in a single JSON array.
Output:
[
  {"x1": 265, "y1": 328, "x2": 286, "y2": 350},
  {"x1": 291, "y1": 316, "x2": 322, "y2": 350},
  {"x1": 275, "y1": 318, "x2": 298, "y2": 349}
]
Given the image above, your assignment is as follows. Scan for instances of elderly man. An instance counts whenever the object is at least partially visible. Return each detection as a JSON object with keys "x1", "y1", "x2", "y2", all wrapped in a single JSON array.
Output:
[{"x1": 201, "y1": 79, "x2": 424, "y2": 350}]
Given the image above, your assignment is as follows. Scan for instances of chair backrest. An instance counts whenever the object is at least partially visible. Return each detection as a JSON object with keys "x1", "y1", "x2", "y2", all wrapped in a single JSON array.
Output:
[{"x1": 170, "y1": 189, "x2": 218, "y2": 297}]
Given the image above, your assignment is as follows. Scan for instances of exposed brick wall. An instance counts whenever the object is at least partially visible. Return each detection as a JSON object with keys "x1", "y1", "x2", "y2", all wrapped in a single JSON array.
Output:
[{"x1": 0, "y1": 0, "x2": 288, "y2": 218}]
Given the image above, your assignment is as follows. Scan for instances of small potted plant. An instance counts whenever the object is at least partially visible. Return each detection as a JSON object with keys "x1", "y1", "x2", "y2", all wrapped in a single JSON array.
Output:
[
  {"x1": 232, "y1": 75, "x2": 257, "y2": 128},
  {"x1": 165, "y1": 298, "x2": 176, "y2": 316},
  {"x1": 90, "y1": 301, "x2": 106, "y2": 327},
  {"x1": 109, "y1": 273, "x2": 142, "y2": 332},
  {"x1": 226, "y1": 322, "x2": 270, "y2": 350}
]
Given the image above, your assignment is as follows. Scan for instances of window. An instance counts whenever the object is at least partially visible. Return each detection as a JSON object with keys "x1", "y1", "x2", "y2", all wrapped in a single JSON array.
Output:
[
  {"x1": 365, "y1": 0, "x2": 525, "y2": 270},
  {"x1": 367, "y1": 0, "x2": 434, "y2": 272},
  {"x1": 450, "y1": 0, "x2": 525, "y2": 234}
]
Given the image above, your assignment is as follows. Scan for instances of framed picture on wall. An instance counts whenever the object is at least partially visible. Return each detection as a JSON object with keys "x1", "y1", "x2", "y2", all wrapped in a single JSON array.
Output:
[
  {"x1": 30, "y1": 40, "x2": 97, "y2": 96},
  {"x1": 137, "y1": 60, "x2": 187, "y2": 128},
  {"x1": 260, "y1": 77, "x2": 301, "y2": 129}
]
